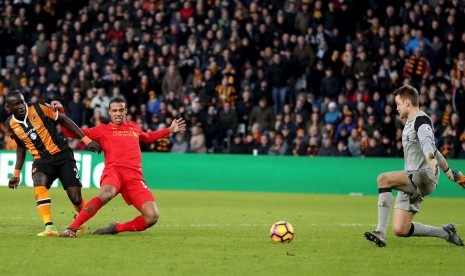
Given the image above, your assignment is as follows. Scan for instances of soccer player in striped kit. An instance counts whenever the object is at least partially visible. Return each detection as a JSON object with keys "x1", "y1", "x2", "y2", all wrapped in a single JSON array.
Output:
[{"x1": 4, "y1": 90, "x2": 101, "y2": 236}]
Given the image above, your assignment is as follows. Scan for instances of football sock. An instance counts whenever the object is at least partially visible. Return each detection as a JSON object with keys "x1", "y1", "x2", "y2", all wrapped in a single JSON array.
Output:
[
  {"x1": 115, "y1": 215, "x2": 148, "y2": 233},
  {"x1": 70, "y1": 197, "x2": 103, "y2": 231},
  {"x1": 410, "y1": 222, "x2": 448, "y2": 239},
  {"x1": 34, "y1": 186, "x2": 53, "y2": 226},
  {"x1": 376, "y1": 188, "x2": 392, "y2": 235},
  {"x1": 73, "y1": 197, "x2": 86, "y2": 212}
]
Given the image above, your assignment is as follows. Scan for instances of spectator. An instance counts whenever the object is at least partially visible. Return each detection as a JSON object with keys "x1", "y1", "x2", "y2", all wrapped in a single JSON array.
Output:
[
  {"x1": 320, "y1": 67, "x2": 340, "y2": 100},
  {"x1": 267, "y1": 53, "x2": 288, "y2": 114},
  {"x1": 364, "y1": 137, "x2": 385, "y2": 157},
  {"x1": 268, "y1": 133, "x2": 289, "y2": 155},
  {"x1": 353, "y1": 51, "x2": 374, "y2": 87},
  {"x1": 90, "y1": 88, "x2": 110, "y2": 121},
  {"x1": 317, "y1": 137, "x2": 336, "y2": 156},
  {"x1": 67, "y1": 92, "x2": 86, "y2": 127},
  {"x1": 249, "y1": 97, "x2": 274, "y2": 132},
  {"x1": 324, "y1": 101, "x2": 341, "y2": 126},
  {"x1": 256, "y1": 134, "x2": 270, "y2": 155},
  {"x1": 171, "y1": 132, "x2": 189, "y2": 154},
  {"x1": 189, "y1": 124, "x2": 207, "y2": 153},
  {"x1": 334, "y1": 115, "x2": 356, "y2": 142},
  {"x1": 147, "y1": 91, "x2": 161, "y2": 115},
  {"x1": 236, "y1": 88, "x2": 254, "y2": 131},
  {"x1": 162, "y1": 64, "x2": 183, "y2": 98},
  {"x1": 348, "y1": 128, "x2": 362, "y2": 157},
  {"x1": 403, "y1": 47, "x2": 431, "y2": 89},
  {"x1": 215, "y1": 76, "x2": 237, "y2": 109},
  {"x1": 218, "y1": 102, "x2": 238, "y2": 141},
  {"x1": 334, "y1": 140, "x2": 351, "y2": 156},
  {"x1": 229, "y1": 134, "x2": 247, "y2": 154}
]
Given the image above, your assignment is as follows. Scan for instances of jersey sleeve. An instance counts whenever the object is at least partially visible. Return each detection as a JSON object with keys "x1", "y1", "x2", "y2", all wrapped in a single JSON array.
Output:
[
  {"x1": 39, "y1": 104, "x2": 59, "y2": 121},
  {"x1": 415, "y1": 116, "x2": 436, "y2": 157},
  {"x1": 139, "y1": 128, "x2": 171, "y2": 143},
  {"x1": 4, "y1": 119, "x2": 14, "y2": 137}
]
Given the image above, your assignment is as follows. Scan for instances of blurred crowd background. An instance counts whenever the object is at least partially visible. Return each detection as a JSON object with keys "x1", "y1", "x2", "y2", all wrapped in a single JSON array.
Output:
[{"x1": 1, "y1": 0, "x2": 465, "y2": 158}]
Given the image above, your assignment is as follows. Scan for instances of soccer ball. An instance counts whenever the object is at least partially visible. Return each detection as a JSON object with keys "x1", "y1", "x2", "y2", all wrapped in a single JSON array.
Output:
[{"x1": 270, "y1": 221, "x2": 294, "y2": 243}]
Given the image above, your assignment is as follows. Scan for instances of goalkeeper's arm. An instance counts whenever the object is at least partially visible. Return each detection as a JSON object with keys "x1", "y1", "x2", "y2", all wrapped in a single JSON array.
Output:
[{"x1": 435, "y1": 151, "x2": 465, "y2": 188}]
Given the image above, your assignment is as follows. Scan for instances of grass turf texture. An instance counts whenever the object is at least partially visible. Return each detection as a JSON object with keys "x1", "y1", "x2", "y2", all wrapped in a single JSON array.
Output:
[{"x1": 0, "y1": 187, "x2": 464, "y2": 275}]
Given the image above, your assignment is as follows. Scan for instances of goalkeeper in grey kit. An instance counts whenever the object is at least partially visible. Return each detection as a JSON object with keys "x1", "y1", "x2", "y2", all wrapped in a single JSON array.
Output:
[{"x1": 365, "y1": 85, "x2": 465, "y2": 247}]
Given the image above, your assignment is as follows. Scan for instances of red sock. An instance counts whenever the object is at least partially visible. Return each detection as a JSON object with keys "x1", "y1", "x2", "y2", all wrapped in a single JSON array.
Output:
[
  {"x1": 115, "y1": 215, "x2": 148, "y2": 233},
  {"x1": 70, "y1": 197, "x2": 103, "y2": 230}
]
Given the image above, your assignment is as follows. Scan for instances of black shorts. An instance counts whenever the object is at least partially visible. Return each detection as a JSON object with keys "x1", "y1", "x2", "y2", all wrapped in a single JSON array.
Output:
[{"x1": 32, "y1": 148, "x2": 82, "y2": 189}]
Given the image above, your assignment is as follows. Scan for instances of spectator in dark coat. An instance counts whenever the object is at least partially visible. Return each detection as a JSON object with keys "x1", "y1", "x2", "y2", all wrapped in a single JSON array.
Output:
[
  {"x1": 249, "y1": 97, "x2": 275, "y2": 132},
  {"x1": 320, "y1": 67, "x2": 340, "y2": 100},
  {"x1": 66, "y1": 92, "x2": 86, "y2": 126}
]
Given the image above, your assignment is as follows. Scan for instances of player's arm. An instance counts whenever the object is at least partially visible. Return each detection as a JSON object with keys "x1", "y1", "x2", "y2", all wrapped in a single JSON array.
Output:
[
  {"x1": 60, "y1": 120, "x2": 100, "y2": 152},
  {"x1": 415, "y1": 116, "x2": 438, "y2": 175},
  {"x1": 49, "y1": 100, "x2": 92, "y2": 137},
  {"x1": 8, "y1": 135, "x2": 26, "y2": 189},
  {"x1": 43, "y1": 102, "x2": 101, "y2": 153},
  {"x1": 435, "y1": 150, "x2": 465, "y2": 188},
  {"x1": 139, "y1": 118, "x2": 186, "y2": 143}
]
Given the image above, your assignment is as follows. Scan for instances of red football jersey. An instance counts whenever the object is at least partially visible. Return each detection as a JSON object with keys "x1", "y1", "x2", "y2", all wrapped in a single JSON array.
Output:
[{"x1": 62, "y1": 121, "x2": 170, "y2": 170}]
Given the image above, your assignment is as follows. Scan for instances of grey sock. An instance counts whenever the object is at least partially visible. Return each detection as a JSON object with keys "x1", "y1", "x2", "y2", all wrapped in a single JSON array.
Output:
[
  {"x1": 412, "y1": 222, "x2": 448, "y2": 239},
  {"x1": 376, "y1": 191, "x2": 392, "y2": 235}
]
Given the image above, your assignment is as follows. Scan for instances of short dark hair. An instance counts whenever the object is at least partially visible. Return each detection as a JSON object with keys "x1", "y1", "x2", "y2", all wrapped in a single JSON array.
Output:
[
  {"x1": 5, "y1": 89, "x2": 23, "y2": 101},
  {"x1": 393, "y1": 85, "x2": 419, "y2": 107},
  {"x1": 108, "y1": 97, "x2": 126, "y2": 108}
]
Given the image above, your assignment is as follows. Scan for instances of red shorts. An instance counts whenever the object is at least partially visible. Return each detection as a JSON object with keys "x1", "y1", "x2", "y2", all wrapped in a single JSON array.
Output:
[{"x1": 100, "y1": 166, "x2": 155, "y2": 210}]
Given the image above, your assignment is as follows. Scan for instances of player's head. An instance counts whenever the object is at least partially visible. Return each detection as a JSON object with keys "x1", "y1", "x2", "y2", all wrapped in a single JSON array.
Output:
[
  {"x1": 5, "y1": 90, "x2": 27, "y2": 118},
  {"x1": 393, "y1": 85, "x2": 419, "y2": 119},
  {"x1": 108, "y1": 97, "x2": 127, "y2": 125}
]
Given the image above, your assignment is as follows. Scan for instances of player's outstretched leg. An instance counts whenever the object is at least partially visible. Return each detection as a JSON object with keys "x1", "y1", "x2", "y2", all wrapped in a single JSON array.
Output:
[
  {"x1": 443, "y1": 224, "x2": 464, "y2": 246},
  {"x1": 93, "y1": 223, "x2": 117, "y2": 235},
  {"x1": 364, "y1": 231, "x2": 387, "y2": 247},
  {"x1": 73, "y1": 213, "x2": 87, "y2": 235}
]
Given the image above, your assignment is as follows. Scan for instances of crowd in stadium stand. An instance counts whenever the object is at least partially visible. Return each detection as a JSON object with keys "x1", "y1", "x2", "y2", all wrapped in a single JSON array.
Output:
[{"x1": 1, "y1": 0, "x2": 465, "y2": 158}]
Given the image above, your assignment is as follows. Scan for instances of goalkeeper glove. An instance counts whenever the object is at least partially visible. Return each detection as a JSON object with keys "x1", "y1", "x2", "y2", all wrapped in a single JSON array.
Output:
[{"x1": 444, "y1": 168, "x2": 465, "y2": 188}]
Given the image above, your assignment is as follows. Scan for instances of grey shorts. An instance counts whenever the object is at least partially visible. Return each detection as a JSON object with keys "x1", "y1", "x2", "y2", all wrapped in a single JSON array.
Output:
[{"x1": 394, "y1": 169, "x2": 438, "y2": 213}]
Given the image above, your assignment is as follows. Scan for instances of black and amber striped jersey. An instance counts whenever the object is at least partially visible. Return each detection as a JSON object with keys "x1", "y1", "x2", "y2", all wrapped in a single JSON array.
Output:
[{"x1": 5, "y1": 103, "x2": 69, "y2": 159}]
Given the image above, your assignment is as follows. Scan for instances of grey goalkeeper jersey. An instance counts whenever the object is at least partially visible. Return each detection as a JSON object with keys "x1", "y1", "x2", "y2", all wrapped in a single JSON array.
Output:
[{"x1": 402, "y1": 111, "x2": 437, "y2": 171}]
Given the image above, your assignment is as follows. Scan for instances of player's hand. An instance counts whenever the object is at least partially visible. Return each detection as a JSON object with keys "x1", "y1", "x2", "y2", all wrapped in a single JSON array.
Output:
[
  {"x1": 169, "y1": 118, "x2": 186, "y2": 133},
  {"x1": 451, "y1": 169, "x2": 465, "y2": 189},
  {"x1": 8, "y1": 177, "x2": 20, "y2": 189},
  {"x1": 86, "y1": 140, "x2": 102, "y2": 154},
  {"x1": 50, "y1": 100, "x2": 64, "y2": 111},
  {"x1": 426, "y1": 157, "x2": 438, "y2": 176}
]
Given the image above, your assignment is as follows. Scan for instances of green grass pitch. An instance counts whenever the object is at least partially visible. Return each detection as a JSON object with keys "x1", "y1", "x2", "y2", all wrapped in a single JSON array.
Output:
[{"x1": 0, "y1": 187, "x2": 464, "y2": 275}]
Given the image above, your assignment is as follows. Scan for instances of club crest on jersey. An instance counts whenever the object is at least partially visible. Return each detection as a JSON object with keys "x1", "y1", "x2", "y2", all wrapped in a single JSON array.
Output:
[{"x1": 31, "y1": 114, "x2": 38, "y2": 121}]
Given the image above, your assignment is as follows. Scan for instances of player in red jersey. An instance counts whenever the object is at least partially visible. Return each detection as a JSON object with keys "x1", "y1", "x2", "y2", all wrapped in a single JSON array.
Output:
[{"x1": 58, "y1": 97, "x2": 186, "y2": 237}]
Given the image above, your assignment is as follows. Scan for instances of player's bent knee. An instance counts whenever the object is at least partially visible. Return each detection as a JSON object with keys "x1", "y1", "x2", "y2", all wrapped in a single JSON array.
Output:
[
  {"x1": 377, "y1": 173, "x2": 390, "y2": 188},
  {"x1": 32, "y1": 172, "x2": 47, "y2": 186},
  {"x1": 392, "y1": 225, "x2": 409, "y2": 237},
  {"x1": 98, "y1": 191, "x2": 114, "y2": 204},
  {"x1": 69, "y1": 195, "x2": 82, "y2": 206},
  {"x1": 144, "y1": 208, "x2": 160, "y2": 227},
  {"x1": 146, "y1": 211, "x2": 159, "y2": 227}
]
